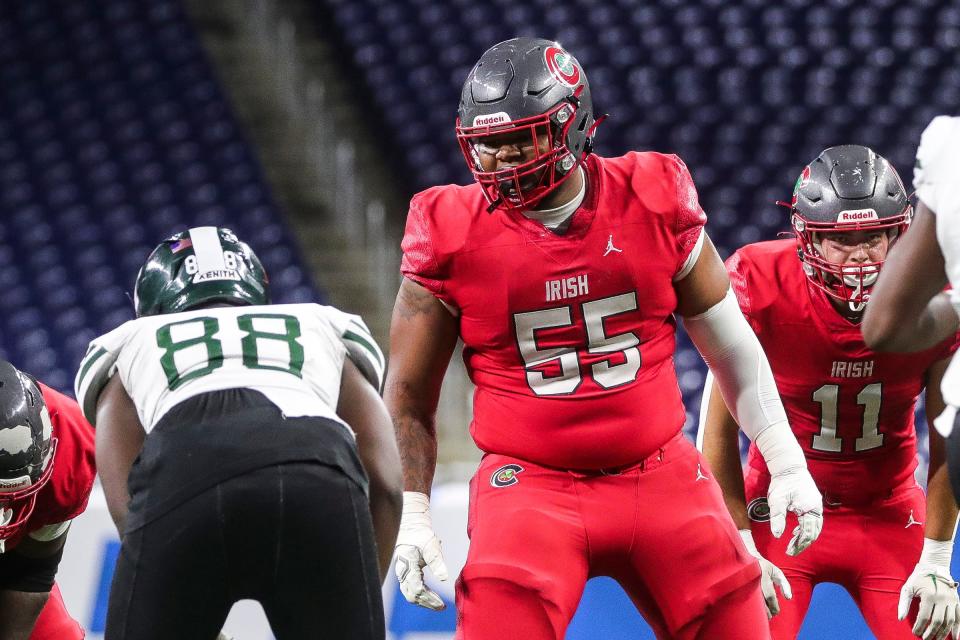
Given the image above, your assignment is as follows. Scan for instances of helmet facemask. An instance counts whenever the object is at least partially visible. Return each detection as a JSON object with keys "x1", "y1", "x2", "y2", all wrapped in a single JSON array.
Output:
[
  {"x1": 456, "y1": 38, "x2": 600, "y2": 213},
  {"x1": 789, "y1": 145, "x2": 912, "y2": 314},
  {"x1": 456, "y1": 94, "x2": 586, "y2": 212},
  {"x1": 0, "y1": 437, "x2": 56, "y2": 549},
  {"x1": 793, "y1": 210, "x2": 911, "y2": 313}
]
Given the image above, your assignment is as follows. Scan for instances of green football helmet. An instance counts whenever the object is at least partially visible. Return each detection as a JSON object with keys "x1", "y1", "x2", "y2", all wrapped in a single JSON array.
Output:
[{"x1": 134, "y1": 226, "x2": 270, "y2": 317}]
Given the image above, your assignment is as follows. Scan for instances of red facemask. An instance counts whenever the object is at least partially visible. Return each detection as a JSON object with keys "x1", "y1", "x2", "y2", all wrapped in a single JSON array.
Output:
[
  {"x1": 0, "y1": 437, "x2": 57, "y2": 544},
  {"x1": 793, "y1": 207, "x2": 912, "y2": 311},
  {"x1": 456, "y1": 96, "x2": 587, "y2": 212}
]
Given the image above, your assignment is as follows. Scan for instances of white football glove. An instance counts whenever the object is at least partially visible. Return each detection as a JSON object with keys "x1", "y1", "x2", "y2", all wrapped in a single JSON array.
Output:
[
  {"x1": 394, "y1": 491, "x2": 449, "y2": 610},
  {"x1": 216, "y1": 634, "x2": 234, "y2": 640},
  {"x1": 740, "y1": 529, "x2": 792, "y2": 618},
  {"x1": 756, "y1": 423, "x2": 823, "y2": 556},
  {"x1": 898, "y1": 539, "x2": 960, "y2": 640},
  {"x1": 766, "y1": 465, "x2": 823, "y2": 556}
]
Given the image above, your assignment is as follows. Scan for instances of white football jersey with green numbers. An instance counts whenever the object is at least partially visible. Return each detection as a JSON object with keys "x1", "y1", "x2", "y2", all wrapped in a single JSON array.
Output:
[
  {"x1": 915, "y1": 115, "x2": 960, "y2": 293},
  {"x1": 74, "y1": 303, "x2": 384, "y2": 433},
  {"x1": 915, "y1": 116, "x2": 960, "y2": 414}
]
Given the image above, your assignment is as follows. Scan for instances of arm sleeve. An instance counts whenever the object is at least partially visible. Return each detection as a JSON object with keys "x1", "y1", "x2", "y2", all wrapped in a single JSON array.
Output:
[
  {"x1": 683, "y1": 289, "x2": 788, "y2": 442},
  {"x1": 0, "y1": 544, "x2": 66, "y2": 592},
  {"x1": 27, "y1": 521, "x2": 71, "y2": 543}
]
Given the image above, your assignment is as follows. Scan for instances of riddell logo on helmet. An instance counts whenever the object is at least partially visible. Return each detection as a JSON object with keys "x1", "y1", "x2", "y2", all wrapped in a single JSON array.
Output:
[
  {"x1": 0, "y1": 477, "x2": 30, "y2": 491},
  {"x1": 473, "y1": 112, "x2": 511, "y2": 127},
  {"x1": 837, "y1": 209, "x2": 879, "y2": 222}
]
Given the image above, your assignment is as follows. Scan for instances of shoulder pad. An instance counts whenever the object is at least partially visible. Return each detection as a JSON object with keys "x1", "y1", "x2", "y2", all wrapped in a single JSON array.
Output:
[
  {"x1": 74, "y1": 322, "x2": 131, "y2": 425},
  {"x1": 318, "y1": 306, "x2": 385, "y2": 392}
]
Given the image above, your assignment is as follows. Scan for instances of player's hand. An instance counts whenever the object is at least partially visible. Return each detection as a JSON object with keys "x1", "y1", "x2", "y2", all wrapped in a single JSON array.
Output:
[
  {"x1": 394, "y1": 491, "x2": 449, "y2": 610},
  {"x1": 898, "y1": 562, "x2": 960, "y2": 640},
  {"x1": 739, "y1": 530, "x2": 792, "y2": 618},
  {"x1": 766, "y1": 466, "x2": 823, "y2": 556}
]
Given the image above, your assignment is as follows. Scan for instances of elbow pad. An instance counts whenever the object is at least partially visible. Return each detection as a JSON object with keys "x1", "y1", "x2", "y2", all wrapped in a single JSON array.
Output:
[{"x1": 683, "y1": 289, "x2": 787, "y2": 442}]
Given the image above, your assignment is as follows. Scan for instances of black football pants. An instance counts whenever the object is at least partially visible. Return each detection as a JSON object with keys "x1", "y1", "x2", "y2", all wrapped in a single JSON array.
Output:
[{"x1": 105, "y1": 462, "x2": 384, "y2": 640}]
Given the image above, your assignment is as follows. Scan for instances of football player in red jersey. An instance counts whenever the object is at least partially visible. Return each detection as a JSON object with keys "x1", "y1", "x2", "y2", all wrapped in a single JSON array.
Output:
[
  {"x1": 701, "y1": 146, "x2": 960, "y2": 640},
  {"x1": 385, "y1": 37, "x2": 823, "y2": 640},
  {"x1": 0, "y1": 359, "x2": 95, "y2": 640}
]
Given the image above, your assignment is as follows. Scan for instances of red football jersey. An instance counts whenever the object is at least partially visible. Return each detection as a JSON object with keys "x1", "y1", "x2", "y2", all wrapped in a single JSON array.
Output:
[
  {"x1": 401, "y1": 152, "x2": 706, "y2": 469},
  {"x1": 730, "y1": 240, "x2": 959, "y2": 502},
  {"x1": 4, "y1": 384, "x2": 96, "y2": 551}
]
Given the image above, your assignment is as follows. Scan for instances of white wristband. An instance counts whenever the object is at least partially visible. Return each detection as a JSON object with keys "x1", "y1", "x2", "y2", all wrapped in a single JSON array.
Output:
[
  {"x1": 920, "y1": 537, "x2": 955, "y2": 568},
  {"x1": 754, "y1": 420, "x2": 807, "y2": 477},
  {"x1": 402, "y1": 491, "x2": 431, "y2": 513},
  {"x1": 739, "y1": 529, "x2": 760, "y2": 558}
]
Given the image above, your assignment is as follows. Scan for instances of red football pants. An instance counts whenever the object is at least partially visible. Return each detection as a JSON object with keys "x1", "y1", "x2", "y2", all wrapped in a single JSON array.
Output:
[
  {"x1": 750, "y1": 480, "x2": 926, "y2": 640},
  {"x1": 455, "y1": 433, "x2": 768, "y2": 640},
  {"x1": 30, "y1": 582, "x2": 84, "y2": 640}
]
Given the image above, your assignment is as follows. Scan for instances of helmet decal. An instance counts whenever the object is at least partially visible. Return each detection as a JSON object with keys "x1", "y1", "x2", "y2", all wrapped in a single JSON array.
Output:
[
  {"x1": 0, "y1": 424, "x2": 33, "y2": 459},
  {"x1": 544, "y1": 46, "x2": 581, "y2": 87},
  {"x1": 791, "y1": 165, "x2": 811, "y2": 207},
  {"x1": 473, "y1": 112, "x2": 512, "y2": 127},
  {"x1": 836, "y1": 209, "x2": 879, "y2": 223},
  {"x1": 187, "y1": 227, "x2": 244, "y2": 284},
  {"x1": 169, "y1": 237, "x2": 193, "y2": 253},
  {"x1": 134, "y1": 226, "x2": 270, "y2": 317}
]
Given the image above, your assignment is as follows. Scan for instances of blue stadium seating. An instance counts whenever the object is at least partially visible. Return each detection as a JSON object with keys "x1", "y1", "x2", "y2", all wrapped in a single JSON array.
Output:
[
  {"x1": 0, "y1": 0, "x2": 322, "y2": 392},
  {"x1": 313, "y1": 0, "x2": 954, "y2": 440}
]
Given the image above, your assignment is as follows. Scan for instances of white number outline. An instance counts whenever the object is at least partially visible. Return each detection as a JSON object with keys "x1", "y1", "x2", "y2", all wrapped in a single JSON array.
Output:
[
  {"x1": 513, "y1": 292, "x2": 642, "y2": 397},
  {"x1": 811, "y1": 382, "x2": 884, "y2": 453}
]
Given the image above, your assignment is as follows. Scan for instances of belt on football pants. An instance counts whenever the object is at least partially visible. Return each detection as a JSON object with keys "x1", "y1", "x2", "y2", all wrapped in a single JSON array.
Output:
[{"x1": 564, "y1": 431, "x2": 684, "y2": 477}]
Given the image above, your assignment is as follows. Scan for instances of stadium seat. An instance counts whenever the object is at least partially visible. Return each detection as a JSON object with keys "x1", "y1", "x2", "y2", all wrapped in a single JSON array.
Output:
[{"x1": 0, "y1": 0, "x2": 324, "y2": 393}]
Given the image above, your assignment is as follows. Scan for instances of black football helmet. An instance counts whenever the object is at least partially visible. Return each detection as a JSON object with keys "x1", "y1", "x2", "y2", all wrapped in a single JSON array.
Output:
[
  {"x1": 0, "y1": 360, "x2": 56, "y2": 545},
  {"x1": 456, "y1": 37, "x2": 601, "y2": 211},
  {"x1": 134, "y1": 226, "x2": 270, "y2": 317},
  {"x1": 790, "y1": 145, "x2": 912, "y2": 311}
]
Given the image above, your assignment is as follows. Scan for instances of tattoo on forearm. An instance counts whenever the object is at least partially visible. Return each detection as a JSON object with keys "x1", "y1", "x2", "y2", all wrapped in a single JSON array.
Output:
[
  {"x1": 386, "y1": 378, "x2": 438, "y2": 493},
  {"x1": 396, "y1": 281, "x2": 443, "y2": 321},
  {"x1": 394, "y1": 414, "x2": 438, "y2": 493}
]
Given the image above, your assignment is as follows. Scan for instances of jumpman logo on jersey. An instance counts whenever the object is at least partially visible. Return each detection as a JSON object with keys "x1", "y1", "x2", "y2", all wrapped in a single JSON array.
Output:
[
  {"x1": 905, "y1": 510, "x2": 924, "y2": 528},
  {"x1": 603, "y1": 234, "x2": 623, "y2": 256},
  {"x1": 695, "y1": 464, "x2": 709, "y2": 482}
]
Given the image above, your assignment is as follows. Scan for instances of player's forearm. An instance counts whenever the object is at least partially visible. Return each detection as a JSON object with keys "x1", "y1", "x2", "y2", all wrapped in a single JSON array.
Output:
[
  {"x1": 701, "y1": 385, "x2": 751, "y2": 529},
  {"x1": 864, "y1": 292, "x2": 958, "y2": 353},
  {"x1": 390, "y1": 408, "x2": 439, "y2": 494},
  {"x1": 685, "y1": 290, "x2": 790, "y2": 445},
  {"x1": 925, "y1": 435, "x2": 959, "y2": 542},
  {"x1": 369, "y1": 483, "x2": 402, "y2": 582},
  {"x1": 864, "y1": 202, "x2": 953, "y2": 352},
  {"x1": 0, "y1": 589, "x2": 48, "y2": 640}
]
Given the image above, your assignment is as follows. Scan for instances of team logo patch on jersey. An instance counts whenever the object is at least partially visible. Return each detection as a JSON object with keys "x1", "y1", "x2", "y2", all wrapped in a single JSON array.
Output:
[
  {"x1": 490, "y1": 464, "x2": 524, "y2": 488},
  {"x1": 544, "y1": 46, "x2": 581, "y2": 87},
  {"x1": 747, "y1": 497, "x2": 771, "y2": 523}
]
